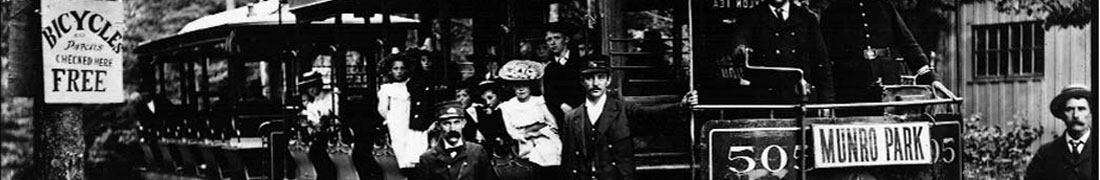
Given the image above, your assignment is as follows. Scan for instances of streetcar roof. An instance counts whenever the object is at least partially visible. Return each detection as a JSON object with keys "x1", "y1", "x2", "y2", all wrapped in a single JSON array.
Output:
[{"x1": 179, "y1": 0, "x2": 417, "y2": 34}]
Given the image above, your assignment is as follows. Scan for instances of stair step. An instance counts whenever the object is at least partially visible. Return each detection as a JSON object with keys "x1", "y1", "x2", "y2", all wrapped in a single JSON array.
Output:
[
  {"x1": 609, "y1": 51, "x2": 690, "y2": 55},
  {"x1": 627, "y1": 79, "x2": 674, "y2": 83}
]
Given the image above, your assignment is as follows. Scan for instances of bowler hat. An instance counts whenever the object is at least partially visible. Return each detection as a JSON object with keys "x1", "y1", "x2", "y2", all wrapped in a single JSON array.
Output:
[{"x1": 1050, "y1": 84, "x2": 1094, "y2": 119}]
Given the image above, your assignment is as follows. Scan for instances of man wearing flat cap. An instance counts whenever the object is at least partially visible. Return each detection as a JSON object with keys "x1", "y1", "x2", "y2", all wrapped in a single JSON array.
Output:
[
  {"x1": 1026, "y1": 84, "x2": 1096, "y2": 180},
  {"x1": 418, "y1": 101, "x2": 493, "y2": 180},
  {"x1": 559, "y1": 60, "x2": 697, "y2": 180}
]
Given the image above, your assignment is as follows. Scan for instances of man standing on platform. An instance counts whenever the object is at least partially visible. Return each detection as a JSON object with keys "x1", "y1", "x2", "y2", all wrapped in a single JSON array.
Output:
[
  {"x1": 418, "y1": 102, "x2": 493, "y2": 180},
  {"x1": 819, "y1": 0, "x2": 941, "y2": 115},
  {"x1": 1026, "y1": 84, "x2": 1095, "y2": 180},
  {"x1": 559, "y1": 61, "x2": 697, "y2": 180},
  {"x1": 733, "y1": 0, "x2": 834, "y2": 104},
  {"x1": 542, "y1": 22, "x2": 589, "y2": 123}
]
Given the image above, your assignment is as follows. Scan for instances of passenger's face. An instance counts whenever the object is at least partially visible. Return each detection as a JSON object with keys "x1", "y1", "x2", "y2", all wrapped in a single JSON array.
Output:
[
  {"x1": 481, "y1": 90, "x2": 499, "y2": 106},
  {"x1": 582, "y1": 73, "x2": 611, "y2": 98},
  {"x1": 546, "y1": 31, "x2": 569, "y2": 55},
  {"x1": 391, "y1": 61, "x2": 409, "y2": 81},
  {"x1": 419, "y1": 56, "x2": 433, "y2": 70},
  {"x1": 1063, "y1": 98, "x2": 1092, "y2": 133},
  {"x1": 513, "y1": 86, "x2": 531, "y2": 101},
  {"x1": 456, "y1": 89, "x2": 471, "y2": 107}
]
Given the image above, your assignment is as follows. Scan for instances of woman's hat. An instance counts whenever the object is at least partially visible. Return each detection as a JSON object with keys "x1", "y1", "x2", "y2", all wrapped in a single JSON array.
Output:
[
  {"x1": 298, "y1": 71, "x2": 323, "y2": 88},
  {"x1": 498, "y1": 60, "x2": 545, "y2": 83},
  {"x1": 1050, "y1": 84, "x2": 1094, "y2": 119}
]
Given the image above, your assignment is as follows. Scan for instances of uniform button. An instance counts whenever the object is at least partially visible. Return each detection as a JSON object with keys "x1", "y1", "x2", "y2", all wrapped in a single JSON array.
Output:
[
  {"x1": 791, "y1": 49, "x2": 797, "y2": 54},
  {"x1": 863, "y1": 23, "x2": 869, "y2": 27},
  {"x1": 858, "y1": 2, "x2": 864, "y2": 6},
  {"x1": 447, "y1": 165, "x2": 452, "y2": 168},
  {"x1": 790, "y1": 32, "x2": 796, "y2": 36},
  {"x1": 861, "y1": 13, "x2": 866, "y2": 17},
  {"x1": 607, "y1": 144, "x2": 613, "y2": 149},
  {"x1": 774, "y1": 33, "x2": 780, "y2": 37},
  {"x1": 575, "y1": 151, "x2": 581, "y2": 155},
  {"x1": 572, "y1": 170, "x2": 578, "y2": 173},
  {"x1": 775, "y1": 50, "x2": 781, "y2": 54},
  {"x1": 611, "y1": 162, "x2": 617, "y2": 166},
  {"x1": 414, "y1": 115, "x2": 420, "y2": 118},
  {"x1": 865, "y1": 34, "x2": 871, "y2": 38}
]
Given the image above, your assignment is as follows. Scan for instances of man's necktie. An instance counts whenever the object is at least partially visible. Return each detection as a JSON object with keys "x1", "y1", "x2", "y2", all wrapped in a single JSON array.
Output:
[
  {"x1": 775, "y1": 8, "x2": 785, "y2": 21},
  {"x1": 1070, "y1": 140, "x2": 1083, "y2": 156}
]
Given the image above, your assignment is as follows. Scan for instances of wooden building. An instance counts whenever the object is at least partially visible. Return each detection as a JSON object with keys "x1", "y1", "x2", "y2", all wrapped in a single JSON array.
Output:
[{"x1": 939, "y1": 1, "x2": 1093, "y2": 143}]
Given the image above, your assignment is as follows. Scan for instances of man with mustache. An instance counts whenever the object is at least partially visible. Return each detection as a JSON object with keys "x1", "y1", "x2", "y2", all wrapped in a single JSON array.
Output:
[
  {"x1": 1026, "y1": 84, "x2": 1095, "y2": 180},
  {"x1": 418, "y1": 102, "x2": 493, "y2": 180},
  {"x1": 559, "y1": 61, "x2": 697, "y2": 180}
]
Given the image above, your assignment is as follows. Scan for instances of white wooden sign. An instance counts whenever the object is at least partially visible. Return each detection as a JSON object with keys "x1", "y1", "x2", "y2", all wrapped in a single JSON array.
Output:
[
  {"x1": 41, "y1": 0, "x2": 125, "y2": 103},
  {"x1": 813, "y1": 122, "x2": 933, "y2": 168}
]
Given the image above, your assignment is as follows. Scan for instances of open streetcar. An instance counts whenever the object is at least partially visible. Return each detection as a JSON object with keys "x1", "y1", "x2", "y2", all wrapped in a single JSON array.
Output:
[{"x1": 132, "y1": 0, "x2": 965, "y2": 180}]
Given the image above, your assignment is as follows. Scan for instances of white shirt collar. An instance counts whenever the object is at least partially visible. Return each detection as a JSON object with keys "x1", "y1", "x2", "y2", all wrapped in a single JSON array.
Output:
[
  {"x1": 586, "y1": 95, "x2": 608, "y2": 125},
  {"x1": 768, "y1": 2, "x2": 791, "y2": 20},
  {"x1": 557, "y1": 49, "x2": 572, "y2": 65},
  {"x1": 1067, "y1": 129, "x2": 1091, "y2": 152}
]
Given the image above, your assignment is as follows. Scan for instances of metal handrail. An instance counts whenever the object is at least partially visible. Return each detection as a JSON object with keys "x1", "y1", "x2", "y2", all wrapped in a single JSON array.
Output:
[{"x1": 692, "y1": 98, "x2": 964, "y2": 110}]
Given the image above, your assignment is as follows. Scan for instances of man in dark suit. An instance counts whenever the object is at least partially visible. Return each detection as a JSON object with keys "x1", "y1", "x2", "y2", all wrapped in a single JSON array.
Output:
[
  {"x1": 1026, "y1": 84, "x2": 1095, "y2": 180},
  {"x1": 733, "y1": 0, "x2": 834, "y2": 104},
  {"x1": 418, "y1": 102, "x2": 493, "y2": 180},
  {"x1": 559, "y1": 61, "x2": 696, "y2": 180},
  {"x1": 819, "y1": 0, "x2": 941, "y2": 115},
  {"x1": 542, "y1": 22, "x2": 589, "y2": 123}
]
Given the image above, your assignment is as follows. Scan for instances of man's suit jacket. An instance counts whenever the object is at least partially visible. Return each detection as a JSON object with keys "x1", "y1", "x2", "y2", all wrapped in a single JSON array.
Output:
[
  {"x1": 1026, "y1": 133, "x2": 1096, "y2": 180},
  {"x1": 560, "y1": 97, "x2": 682, "y2": 180},
  {"x1": 543, "y1": 51, "x2": 588, "y2": 120},
  {"x1": 733, "y1": 3, "x2": 834, "y2": 103},
  {"x1": 417, "y1": 142, "x2": 493, "y2": 180},
  {"x1": 820, "y1": 0, "x2": 935, "y2": 89}
]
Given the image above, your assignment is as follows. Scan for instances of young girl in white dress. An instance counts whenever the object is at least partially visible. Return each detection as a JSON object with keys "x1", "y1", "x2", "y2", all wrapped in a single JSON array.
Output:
[{"x1": 377, "y1": 57, "x2": 429, "y2": 169}]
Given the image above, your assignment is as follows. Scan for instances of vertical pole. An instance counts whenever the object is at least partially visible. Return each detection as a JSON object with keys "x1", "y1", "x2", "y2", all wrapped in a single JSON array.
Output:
[
  {"x1": 3, "y1": 0, "x2": 41, "y2": 179},
  {"x1": 37, "y1": 105, "x2": 85, "y2": 180},
  {"x1": 686, "y1": 0, "x2": 697, "y2": 179}
]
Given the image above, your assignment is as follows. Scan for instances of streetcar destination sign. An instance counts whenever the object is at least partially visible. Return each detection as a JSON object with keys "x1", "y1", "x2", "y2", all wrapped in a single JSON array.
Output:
[
  {"x1": 41, "y1": 0, "x2": 124, "y2": 103},
  {"x1": 812, "y1": 122, "x2": 932, "y2": 168}
]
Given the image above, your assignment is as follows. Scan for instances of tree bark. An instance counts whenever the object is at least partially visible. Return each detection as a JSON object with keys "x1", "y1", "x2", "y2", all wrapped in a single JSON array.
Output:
[
  {"x1": 36, "y1": 106, "x2": 85, "y2": 180},
  {"x1": 4, "y1": 0, "x2": 88, "y2": 179},
  {"x1": 2, "y1": 0, "x2": 41, "y2": 180}
]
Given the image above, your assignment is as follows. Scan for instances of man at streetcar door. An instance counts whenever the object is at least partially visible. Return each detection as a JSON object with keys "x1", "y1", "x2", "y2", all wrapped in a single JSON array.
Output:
[
  {"x1": 542, "y1": 22, "x2": 589, "y2": 124},
  {"x1": 418, "y1": 101, "x2": 494, "y2": 180},
  {"x1": 560, "y1": 60, "x2": 697, "y2": 180},
  {"x1": 1026, "y1": 84, "x2": 1096, "y2": 180},
  {"x1": 819, "y1": 0, "x2": 941, "y2": 115},
  {"x1": 732, "y1": 0, "x2": 834, "y2": 105}
]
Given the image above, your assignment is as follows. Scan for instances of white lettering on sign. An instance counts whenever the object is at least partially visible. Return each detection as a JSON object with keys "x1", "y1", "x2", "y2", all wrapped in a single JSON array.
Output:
[
  {"x1": 813, "y1": 123, "x2": 932, "y2": 168},
  {"x1": 41, "y1": 0, "x2": 124, "y2": 103}
]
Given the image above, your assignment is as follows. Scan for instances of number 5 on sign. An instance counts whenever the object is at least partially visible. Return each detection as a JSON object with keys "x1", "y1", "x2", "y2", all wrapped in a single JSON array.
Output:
[{"x1": 727, "y1": 145, "x2": 790, "y2": 174}]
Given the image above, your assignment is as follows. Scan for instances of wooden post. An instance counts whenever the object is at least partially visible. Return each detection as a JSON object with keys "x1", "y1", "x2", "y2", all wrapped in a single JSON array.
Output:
[
  {"x1": 2, "y1": 0, "x2": 41, "y2": 179},
  {"x1": 5, "y1": 0, "x2": 88, "y2": 179}
]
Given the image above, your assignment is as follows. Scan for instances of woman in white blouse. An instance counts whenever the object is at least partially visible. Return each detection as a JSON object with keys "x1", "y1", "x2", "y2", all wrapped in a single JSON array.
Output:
[{"x1": 497, "y1": 60, "x2": 562, "y2": 180}]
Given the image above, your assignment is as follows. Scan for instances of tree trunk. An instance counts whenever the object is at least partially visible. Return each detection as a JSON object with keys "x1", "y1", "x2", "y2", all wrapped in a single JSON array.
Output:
[
  {"x1": 2, "y1": 0, "x2": 41, "y2": 179},
  {"x1": 36, "y1": 106, "x2": 85, "y2": 180},
  {"x1": 4, "y1": 0, "x2": 87, "y2": 179}
]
